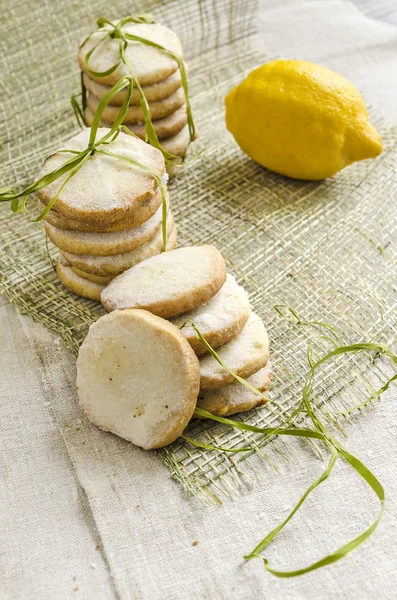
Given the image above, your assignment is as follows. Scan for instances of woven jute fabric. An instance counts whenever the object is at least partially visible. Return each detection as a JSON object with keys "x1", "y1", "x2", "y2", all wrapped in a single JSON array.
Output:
[{"x1": 1, "y1": 0, "x2": 396, "y2": 503}]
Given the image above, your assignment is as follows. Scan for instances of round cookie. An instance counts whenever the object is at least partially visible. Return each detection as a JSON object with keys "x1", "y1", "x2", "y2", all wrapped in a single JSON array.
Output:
[
  {"x1": 71, "y1": 266, "x2": 114, "y2": 285},
  {"x1": 78, "y1": 23, "x2": 183, "y2": 86},
  {"x1": 84, "y1": 105, "x2": 187, "y2": 140},
  {"x1": 162, "y1": 125, "x2": 192, "y2": 156},
  {"x1": 87, "y1": 87, "x2": 185, "y2": 123},
  {"x1": 83, "y1": 70, "x2": 182, "y2": 106},
  {"x1": 62, "y1": 214, "x2": 176, "y2": 276},
  {"x1": 76, "y1": 309, "x2": 200, "y2": 449},
  {"x1": 44, "y1": 196, "x2": 169, "y2": 256},
  {"x1": 101, "y1": 245, "x2": 227, "y2": 317},
  {"x1": 199, "y1": 313, "x2": 270, "y2": 390},
  {"x1": 171, "y1": 274, "x2": 251, "y2": 355},
  {"x1": 37, "y1": 127, "x2": 165, "y2": 223},
  {"x1": 56, "y1": 256, "x2": 105, "y2": 301},
  {"x1": 165, "y1": 158, "x2": 182, "y2": 179},
  {"x1": 196, "y1": 363, "x2": 273, "y2": 417},
  {"x1": 162, "y1": 125, "x2": 195, "y2": 178},
  {"x1": 38, "y1": 188, "x2": 163, "y2": 232}
]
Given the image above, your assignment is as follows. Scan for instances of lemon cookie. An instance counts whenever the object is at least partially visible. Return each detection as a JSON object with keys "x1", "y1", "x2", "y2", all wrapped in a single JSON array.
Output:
[
  {"x1": 84, "y1": 105, "x2": 187, "y2": 140},
  {"x1": 82, "y1": 70, "x2": 182, "y2": 106},
  {"x1": 78, "y1": 23, "x2": 183, "y2": 86},
  {"x1": 44, "y1": 195, "x2": 168, "y2": 256},
  {"x1": 76, "y1": 309, "x2": 200, "y2": 449},
  {"x1": 71, "y1": 266, "x2": 114, "y2": 285},
  {"x1": 62, "y1": 214, "x2": 176, "y2": 276},
  {"x1": 87, "y1": 87, "x2": 185, "y2": 123},
  {"x1": 37, "y1": 127, "x2": 165, "y2": 223},
  {"x1": 101, "y1": 245, "x2": 227, "y2": 317},
  {"x1": 161, "y1": 124, "x2": 193, "y2": 156},
  {"x1": 56, "y1": 256, "x2": 105, "y2": 301},
  {"x1": 171, "y1": 274, "x2": 251, "y2": 355},
  {"x1": 199, "y1": 313, "x2": 270, "y2": 389},
  {"x1": 196, "y1": 362, "x2": 273, "y2": 417},
  {"x1": 161, "y1": 125, "x2": 195, "y2": 178},
  {"x1": 39, "y1": 188, "x2": 163, "y2": 232}
]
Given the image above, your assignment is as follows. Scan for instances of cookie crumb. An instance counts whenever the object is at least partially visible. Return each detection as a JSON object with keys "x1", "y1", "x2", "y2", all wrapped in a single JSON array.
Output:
[{"x1": 192, "y1": 540, "x2": 199, "y2": 546}]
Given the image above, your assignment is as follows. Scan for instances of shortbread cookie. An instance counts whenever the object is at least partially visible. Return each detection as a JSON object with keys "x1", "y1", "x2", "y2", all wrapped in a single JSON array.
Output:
[
  {"x1": 87, "y1": 87, "x2": 185, "y2": 123},
  {"x1": 162, "y1": 125, "x2": 193, "y2": 177},
  {"x1": 199, "y1": 313, "x2": 270, "y2": 389},
  {"x1": 76, "y1": 309, "x2": 200, "y2": 449},
  {"x1": 165, "y1": 158, "x2": 183, "y2": 179},
  {"x1": 84, "y1": 105, "x2": 187, "y2": 140},
  {"x1": 196, "y1": 362, "x2": 273, "y2": 417},
  {"x1": 78, "y1": 23, "x2": 183, "y2": 86},
  {"x1": 63, "y1": 214, "x2": 176, "y2": 276},
  {"x1": 39, "y1": 188, "x2": 163, "y2": 232},
  {"x1": 171, "y1": 274, "x2": 251, "y2": 355},
  {"x1": 83, "y1": 70, "x2": 182, "y2": 106},
  {"x1": 101, "y1": 245, "x2": 227, "y2": 317},
  {"x1": 56, "y1": 256, "x2": 105, "y2": 301},
  {"x1": 44, "y1": 196, "x2": 168, "y2": 256},
  {"x1": 162, "y1": 124, "x2": 192, "y2": 156},
  {"x1": 71, "y1": 266, "x2": 114, "y2": 285},
  {"x1": 37, "y1": 127, "x2": 165, "y2": 223}
]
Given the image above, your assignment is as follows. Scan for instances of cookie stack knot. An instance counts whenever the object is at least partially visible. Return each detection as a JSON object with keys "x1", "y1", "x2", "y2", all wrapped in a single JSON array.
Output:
[
  {"x1": 76, "y1": 245, "x2": 272, "y2": 449},
  {"x1": 36, "y1": 127, "x2": 175, "y2": 300},
  {"x1": 79, "y1": 18, "x2": 196, "y2": 178}
]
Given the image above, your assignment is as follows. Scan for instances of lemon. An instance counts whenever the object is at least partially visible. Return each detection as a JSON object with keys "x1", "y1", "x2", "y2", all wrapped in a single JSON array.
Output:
[{"x1": 225, "y1": 60, "x2": 382, "y2": 180}]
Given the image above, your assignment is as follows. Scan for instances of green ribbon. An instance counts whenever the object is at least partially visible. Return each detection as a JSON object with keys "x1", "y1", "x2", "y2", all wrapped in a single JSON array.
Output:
[
  {"x1": 79, "y1": 15, "x2": 196, "y2": 159},
  {"x1": 1, "y1": 73, "x2": 169, "y2": 251},
  {"x1": 2, "y1": 13, "x2": 199, "y2": 250},
  {"x1": 186, "y1": 340, "x2": 397, "y2": 577}
]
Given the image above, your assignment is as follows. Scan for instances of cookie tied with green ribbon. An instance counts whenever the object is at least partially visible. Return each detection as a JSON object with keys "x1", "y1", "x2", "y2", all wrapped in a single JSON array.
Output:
[
  {"x1": 77, "y1": 15, "x2": 197, "y2": 177},
  {"x1": 37, "y1": 127, "x2": 166, "y2": 224},
  {"x1": 78, "y1": 20, "x2": 183, "y2": 86}
]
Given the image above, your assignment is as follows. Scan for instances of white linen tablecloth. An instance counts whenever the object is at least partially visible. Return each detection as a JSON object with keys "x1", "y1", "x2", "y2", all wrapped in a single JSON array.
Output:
[{"x1": 1, "y1": 1, "x2": 397, "y2": 598}]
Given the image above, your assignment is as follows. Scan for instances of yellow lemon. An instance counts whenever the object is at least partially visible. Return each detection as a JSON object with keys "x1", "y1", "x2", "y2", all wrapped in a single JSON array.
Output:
[{"x1": 225, "y1": 60, "x2": 382, "y2": 180}]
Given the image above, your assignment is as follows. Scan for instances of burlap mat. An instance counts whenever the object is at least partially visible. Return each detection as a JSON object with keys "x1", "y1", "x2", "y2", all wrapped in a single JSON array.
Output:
[{"x1": 1, "y1": 0, "x2": 396, "y2": 501}]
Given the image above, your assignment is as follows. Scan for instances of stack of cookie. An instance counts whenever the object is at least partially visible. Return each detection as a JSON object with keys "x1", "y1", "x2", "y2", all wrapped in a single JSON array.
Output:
[
  {"x1": 79, "y1": 21, "x2": 194, "y2": 177},
  {"x1": 36, "y1": 127, "x2": 174, "y2": 300},
  {"x1": 98, "y1": 245, "x2": 272, "y2": 431},
  {"x1": 77, "y1": 245, "x2": 272, "y2": 449}
]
